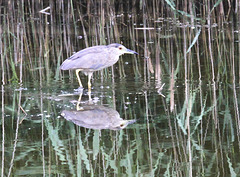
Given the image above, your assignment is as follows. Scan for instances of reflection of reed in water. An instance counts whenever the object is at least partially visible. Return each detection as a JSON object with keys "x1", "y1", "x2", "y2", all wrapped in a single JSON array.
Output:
[{"x1": 61, "y1": 105, "x2": 136, "y2": 130}]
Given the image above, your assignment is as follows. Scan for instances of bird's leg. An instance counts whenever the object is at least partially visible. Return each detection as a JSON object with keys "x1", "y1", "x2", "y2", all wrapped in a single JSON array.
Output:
[
  {"x1": 76, "y1": 91, "x2": 84, "y2": 111},
  {"x1": 88, "y1": 88, "x2": 92, "y2": 102},
  {"x1": 88, "y1": 72, "x2": 93, "y2": 90},
  {"x1": 76, "y1": 69, "x2": 83, "y2": 88}
]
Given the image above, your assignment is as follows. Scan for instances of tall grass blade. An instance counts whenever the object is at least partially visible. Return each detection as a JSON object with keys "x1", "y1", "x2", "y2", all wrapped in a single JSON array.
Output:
[
  {"x1": 93, "y1": 130, "x2": 100, "y2": 160},
  {"x1": 186, "y1": 28, "x2": 201, "y2": 54},
  {"x1": 210, "y1": 0, "x2": 223, "y2": 13},
  {"x1": 226, "y1": 154, "x2": 237, "y2": 177},
  {"x1": 164, "y1": 0, "x2": 176, "y2": 10}
]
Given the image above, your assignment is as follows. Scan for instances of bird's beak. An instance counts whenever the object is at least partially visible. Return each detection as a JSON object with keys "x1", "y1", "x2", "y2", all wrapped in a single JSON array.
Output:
[
  {"x1": 126, "y1": 49, "x2": 138, "y2": 55},
  {"x1": 126, "y1": 119, "x2": 137, "y2": 125},
  {"x1": 118, "y1": 119, "x2": 136, "y2": 129}
]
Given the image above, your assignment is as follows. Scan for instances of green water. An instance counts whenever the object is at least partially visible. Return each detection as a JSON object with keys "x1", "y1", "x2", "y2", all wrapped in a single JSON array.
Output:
[{"x1": 1, "y1": 1, "x2": 240, "y2": 176}]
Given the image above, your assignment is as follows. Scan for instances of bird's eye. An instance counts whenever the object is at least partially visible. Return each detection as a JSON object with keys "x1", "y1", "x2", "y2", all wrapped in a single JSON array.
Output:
[{"x1": 119, "y1": 47, "x2": 122, "y2": 50}]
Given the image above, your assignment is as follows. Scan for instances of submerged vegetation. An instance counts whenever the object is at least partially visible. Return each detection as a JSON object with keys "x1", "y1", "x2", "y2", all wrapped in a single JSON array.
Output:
[{"x1": 1, "y1": 0, "x2": 240, "y2": 176}]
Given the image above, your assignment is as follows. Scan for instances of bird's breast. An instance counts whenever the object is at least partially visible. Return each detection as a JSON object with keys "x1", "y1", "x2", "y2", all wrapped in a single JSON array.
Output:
[{"x1": 104, "y1": 53, "x2": 120, "y2": 67}]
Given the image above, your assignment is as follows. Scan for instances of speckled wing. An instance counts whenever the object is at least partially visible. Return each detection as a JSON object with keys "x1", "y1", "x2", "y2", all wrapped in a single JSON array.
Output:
[{"x1": 60, "y1": 45, "x2": 109, "y2": 71}]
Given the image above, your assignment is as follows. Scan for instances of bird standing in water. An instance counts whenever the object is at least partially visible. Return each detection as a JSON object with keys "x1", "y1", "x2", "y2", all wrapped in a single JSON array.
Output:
[{"x1": 60, "y1": 43, "x2": 138, "y2": 90}]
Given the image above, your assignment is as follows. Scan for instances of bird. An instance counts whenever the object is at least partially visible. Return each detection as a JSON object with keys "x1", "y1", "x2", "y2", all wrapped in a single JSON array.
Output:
[
  {"x1": 61, "y1": 105, "x2": 136, "y2": 130},
  {"x1": 60, "y1": 43, "x2": 138, "y2": 89}
]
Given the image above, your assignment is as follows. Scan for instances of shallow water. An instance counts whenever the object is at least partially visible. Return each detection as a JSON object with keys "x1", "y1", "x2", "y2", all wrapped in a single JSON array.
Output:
[
  {"x1": 2, "y1": 76, "x2": 240, "y2": 176},
  {"x1": 1, "y1": 1, "x2": 240, "y2": 176}
]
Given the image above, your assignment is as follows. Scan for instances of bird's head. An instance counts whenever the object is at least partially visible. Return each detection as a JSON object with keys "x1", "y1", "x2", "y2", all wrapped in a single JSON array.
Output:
[
  {"x1": 108, "y1": 43, "x2": 138, "y2": 56},
  {"x1": 112, "y1": 119, "x2": 136, "y2": 130}
]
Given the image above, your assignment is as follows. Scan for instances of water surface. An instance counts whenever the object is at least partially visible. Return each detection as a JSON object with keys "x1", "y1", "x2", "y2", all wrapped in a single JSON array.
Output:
[{"x1": 1, "y1": 1, "x2": 240, "y2": 176}]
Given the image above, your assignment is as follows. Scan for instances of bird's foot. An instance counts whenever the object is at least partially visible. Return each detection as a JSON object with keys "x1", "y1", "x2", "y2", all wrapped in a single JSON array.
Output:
[
  {"x1": 87, "y1": 89, "x2": 92, "y2": 103},
  {"x1": 76, "y1": 103, "x2": 84, "y2": 111},
  {"x1": 74, "y1": 86, "x2": 84, "y2": 93}
]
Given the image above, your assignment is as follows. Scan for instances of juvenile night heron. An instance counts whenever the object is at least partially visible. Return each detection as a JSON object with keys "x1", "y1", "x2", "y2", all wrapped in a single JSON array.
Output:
[
  {"x1": 61, "y1": 105, "x2": 136, "y2": 130},
  {"x1": 60, "y1": 43, "x2": 138, "y2": 89}
]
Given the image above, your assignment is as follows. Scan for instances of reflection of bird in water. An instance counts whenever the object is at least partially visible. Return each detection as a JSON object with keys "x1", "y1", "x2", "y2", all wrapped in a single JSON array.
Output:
[
  {"x1": 61, "y1": 105, "x2": 136, "y2": 130},
  {"x1": 60, "y1": 43, "x2": 138, "y2": 90}
]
